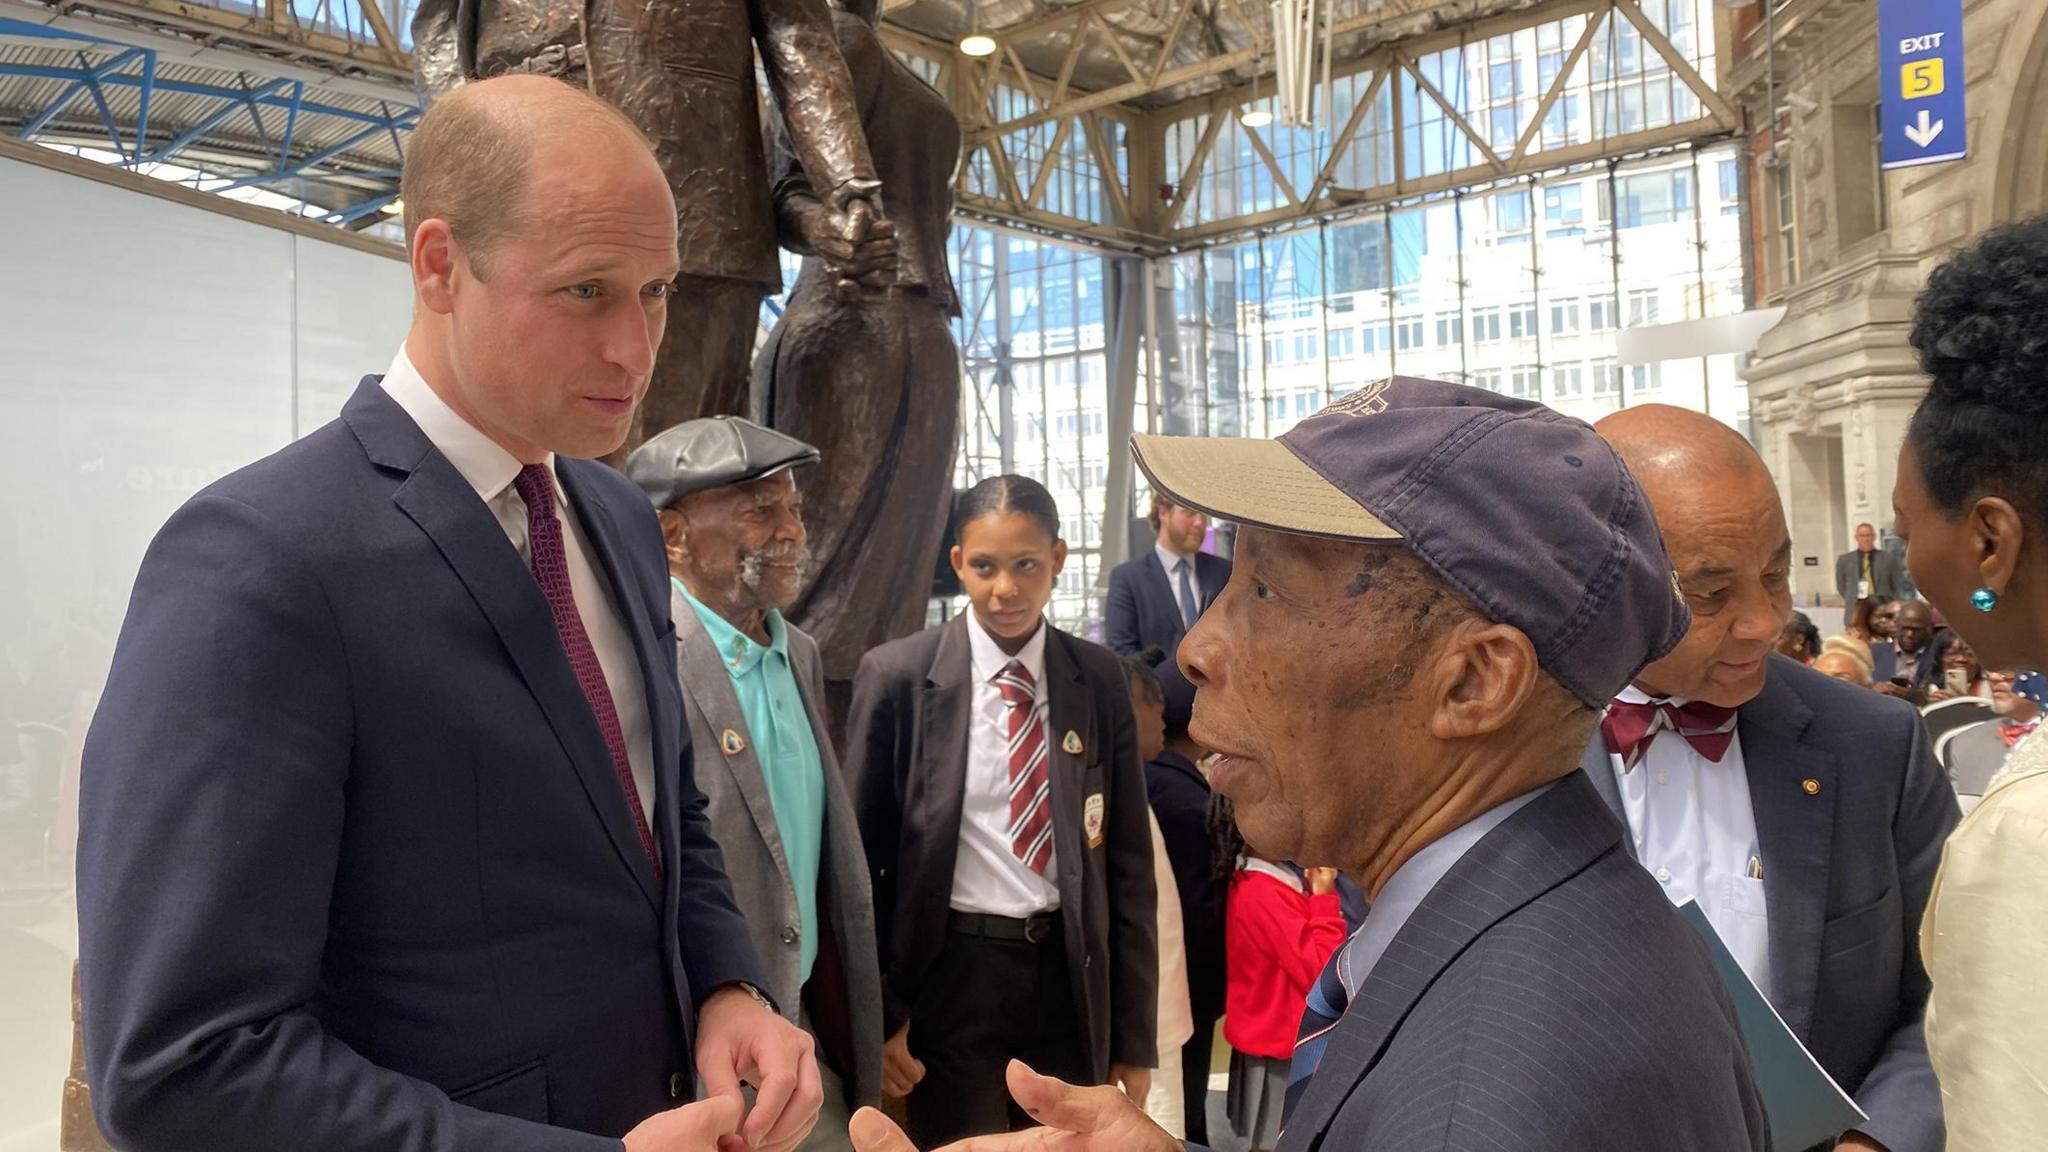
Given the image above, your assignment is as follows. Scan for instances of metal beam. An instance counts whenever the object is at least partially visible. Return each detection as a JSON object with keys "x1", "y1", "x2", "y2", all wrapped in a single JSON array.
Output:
[
  {"x1": 46, "y1": 0, "x2": 411, "y2": 80},
  {"x1": 1509, "y1": 7, "x2": 1600, "y2": 162},
  {"x1": 16, "y1": 46, "x2": 142, "y2": 139},
  {"x1": 969, "y1": 0, "x2": 1457, "y2": 142},
  {"x1": 140, "y1": 76, "x2": 294, "y2": 164},
  {"x1": 206, "y1": 110, "x2": 414, "y2": 190},
  {"x1": 1241, "y1": 121, "x2": 1300, "y2": 207},
  {"x1": 1163, "y1": 109, "x2": 1223, "y2": 228},
  {"x1": 1306, "y1": 59, "x2": 1385, "y2": 201},
  {"x1": 1611, "y1": 0, "x2": 1738, "y2": 130},
  {"x1": 1173, "y1": 114, "x2": 1721, "y2": 245},
  {"x1": 1394, "y1": 47, "x2": 1505, "y2": 173}
]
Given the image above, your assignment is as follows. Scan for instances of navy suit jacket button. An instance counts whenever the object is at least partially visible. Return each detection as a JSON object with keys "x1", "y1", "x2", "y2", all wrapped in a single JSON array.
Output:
[
  {"x1": 670, "y1": 1071, "x2": 687, "y2": 1099},
  {"x1": 781, "y1": 924, "x2": 800, "y2": 945}
]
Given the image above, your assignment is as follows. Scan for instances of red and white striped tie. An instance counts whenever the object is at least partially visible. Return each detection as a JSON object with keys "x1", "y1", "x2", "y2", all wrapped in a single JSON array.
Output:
[{"x1": 996, "y1": 661, "x2": 1054, "y2": 875}]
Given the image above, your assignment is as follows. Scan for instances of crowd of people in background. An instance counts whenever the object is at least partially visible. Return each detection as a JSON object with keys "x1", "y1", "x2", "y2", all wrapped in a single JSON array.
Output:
[{"x1": 61, "y1": 73, "x2": 2048, "y2": 1152}]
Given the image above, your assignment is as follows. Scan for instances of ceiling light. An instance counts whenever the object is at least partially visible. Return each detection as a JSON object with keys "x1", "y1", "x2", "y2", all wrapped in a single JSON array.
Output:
[
  {"x1": 1239, "y1": 107, "x2": 1273, "y2": 128},
  {"x1": 959, "y1": 32, "x2": 997, "y2": 56},
  {"x1": 381, "y1": 198, "x2": 405, "y2": 215}
]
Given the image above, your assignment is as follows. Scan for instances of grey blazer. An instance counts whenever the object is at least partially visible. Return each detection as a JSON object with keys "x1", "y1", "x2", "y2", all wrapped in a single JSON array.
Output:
[
  {"x1": 1580, "y1": 655, "x2": 1958, "y2": 1152},
  {"x1": 1276, "y1": 771, "x2": 1768, "y2": 1151},
  {"x1": 672, "y1": 590, "x2": 883, "y2": 1108}
]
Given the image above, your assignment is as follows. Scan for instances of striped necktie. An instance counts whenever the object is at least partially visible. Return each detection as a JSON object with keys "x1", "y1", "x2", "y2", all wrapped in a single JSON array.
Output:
[
  {"x1": 995, "y1": 661, "x2": 1054, "y2": 874},
  {"x1": 1285, "y1": 934, "x2": 1356, "y2": 1121}
]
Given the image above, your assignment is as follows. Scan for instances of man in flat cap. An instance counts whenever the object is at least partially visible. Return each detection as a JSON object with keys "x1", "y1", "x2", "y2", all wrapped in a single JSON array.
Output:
[
  {"x1": 847, "y1": 379, "x2": 1767, "y2": 1151},
  {"x1": 628, "y1": 417, "x2": 883, "y2": 1151}
]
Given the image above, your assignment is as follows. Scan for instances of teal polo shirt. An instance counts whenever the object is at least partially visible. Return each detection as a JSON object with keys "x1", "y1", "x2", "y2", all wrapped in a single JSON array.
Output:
[{"x1": 676, "y1": 580, "x2": 826, "y2": 982}]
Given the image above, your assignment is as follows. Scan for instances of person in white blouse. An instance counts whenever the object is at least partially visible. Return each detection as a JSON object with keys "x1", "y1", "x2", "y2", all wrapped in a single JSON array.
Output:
[{"x1": 1585, "y1": 405, "x2": 1957, "y2": 1152}]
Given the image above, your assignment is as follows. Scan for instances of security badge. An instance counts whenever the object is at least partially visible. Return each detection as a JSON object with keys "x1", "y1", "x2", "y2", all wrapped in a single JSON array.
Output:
[
  {"x1": 1084, "y1": 792, "x2": 1106, "y2": 849},
  {"x1": 721, "y1": 728, "x2": 747, "y2": 756}
]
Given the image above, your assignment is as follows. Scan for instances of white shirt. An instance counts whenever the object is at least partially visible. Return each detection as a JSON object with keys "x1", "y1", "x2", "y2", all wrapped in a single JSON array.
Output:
[
  {"x1": 950, "y1": 611, "x2": 1062, "y2": 916},
  {"x1": 380, "y1": 346, "x2": 657, "y2": 827},
  {"x1": 1155, "y1": 542, "x2": 1202, "y2": 622},
  {"x1": 1607, "y1": 686, "x2": 1771, "y2": 998}
]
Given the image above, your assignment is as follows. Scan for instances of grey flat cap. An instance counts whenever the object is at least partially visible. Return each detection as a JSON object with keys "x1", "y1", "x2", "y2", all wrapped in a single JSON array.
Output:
[{"x1": 626, "y1": 416, "x2": 821, "y2": 509}]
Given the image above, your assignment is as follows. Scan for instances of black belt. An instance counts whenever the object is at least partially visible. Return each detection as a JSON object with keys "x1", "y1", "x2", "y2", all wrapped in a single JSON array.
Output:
[{"x1": 950, "y1": 910, "x2": 1062, "y2": 944}]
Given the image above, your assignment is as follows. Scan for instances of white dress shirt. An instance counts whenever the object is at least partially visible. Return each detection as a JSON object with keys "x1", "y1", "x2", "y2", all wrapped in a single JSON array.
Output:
[
  {"x1": 950, "y1": 611, "x2": 1061, "y2": 916},
  {"x1": 380, "y1": 346, "x2": 657, "y2": 826},
  {"x1": 1155, "y1": 542, "x2": 1202, "y2": 621},
  {"x1": 1606, "y1": 686, "x2": 1771, "y2": 998}
]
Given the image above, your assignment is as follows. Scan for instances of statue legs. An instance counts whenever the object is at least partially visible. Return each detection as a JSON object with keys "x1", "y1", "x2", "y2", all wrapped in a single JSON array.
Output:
[
  {"x1": 757, "y1": 283, "x2": 958, "y2": 723},
  {"x1": 631, "y1": 274, "x2": 768, "y2": 445}
]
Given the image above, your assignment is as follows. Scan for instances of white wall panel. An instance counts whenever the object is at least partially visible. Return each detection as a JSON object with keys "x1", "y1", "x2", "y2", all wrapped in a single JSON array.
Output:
[{"x1": 0, "y1": 153, "x2": 408, "y2": 1149}]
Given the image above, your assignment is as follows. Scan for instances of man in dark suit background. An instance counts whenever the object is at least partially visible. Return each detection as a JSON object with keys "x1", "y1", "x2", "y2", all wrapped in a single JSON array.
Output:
[
  {"x1": 76, "y1": 76, "x2": 820, "y2": 1152},
  {"x1": 851, "y1": 378, "x2": 1767, "y2": 1152},
  {"x1": 1593, "y1": 406, "x2": 1956, "y2": 1152},
  {"x1": 1838, "y1": 523, "x2": 1910, "y2": 607},
  {"x1": 1104, "y1": 496, "x2": 1230, "y2": 726}
]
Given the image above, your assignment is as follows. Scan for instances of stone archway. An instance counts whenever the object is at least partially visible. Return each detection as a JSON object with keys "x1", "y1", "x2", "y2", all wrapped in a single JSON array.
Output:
[{"x1": 1994, "y1": 6, "x2": 2048, "y2": 218}]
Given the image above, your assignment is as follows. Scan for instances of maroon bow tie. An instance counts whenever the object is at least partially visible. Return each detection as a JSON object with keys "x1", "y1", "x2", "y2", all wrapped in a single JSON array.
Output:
[
  {"x1": 2000, "y1": 720, "x2": 2040, "y2": 749},
  {"x1": 1601, "y1": 697, "x2": 1740, "y2": 772}
]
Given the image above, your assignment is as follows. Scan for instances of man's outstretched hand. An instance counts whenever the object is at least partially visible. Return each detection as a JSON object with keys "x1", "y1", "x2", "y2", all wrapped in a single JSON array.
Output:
[{"x1": 846, "y1": 1061, "x2": 1180, "y2": 1152}]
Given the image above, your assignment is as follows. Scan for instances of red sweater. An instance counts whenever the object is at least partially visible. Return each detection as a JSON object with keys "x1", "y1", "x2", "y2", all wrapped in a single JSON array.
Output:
[{"x1": 1222, "y1": 863, "x2": 1348, "y2": 1060}]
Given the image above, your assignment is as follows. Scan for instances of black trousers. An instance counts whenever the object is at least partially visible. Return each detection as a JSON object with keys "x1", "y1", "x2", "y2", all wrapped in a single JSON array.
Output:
[
  {"x1": 906, "y1": 918, "x2": 1092, "y2": 1145},
  {"x1": 1183, "y1": 1010, "x2": 1221, "y2": 1145}
]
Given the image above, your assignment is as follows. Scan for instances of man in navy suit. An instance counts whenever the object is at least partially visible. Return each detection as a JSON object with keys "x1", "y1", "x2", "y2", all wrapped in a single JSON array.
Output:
[
  {"x1": 1103, "y1": 496, "x2": 1231, "y2": 726},
  {"x1": 849, "y1": 378, "x2": 1766, "y2": 1152},
  {"x1": 1591, "y1": 406, "x2": 1956, "y2": 1152},
  {"x1": 76, "y1": 75, "x2": 821, "y2": 1152}
]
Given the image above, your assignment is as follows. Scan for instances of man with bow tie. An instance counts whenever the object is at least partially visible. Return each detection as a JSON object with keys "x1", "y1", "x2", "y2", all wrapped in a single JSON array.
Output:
[{"x1": 1591, "y1": 406, "x2": 1960, "y2": 1152}]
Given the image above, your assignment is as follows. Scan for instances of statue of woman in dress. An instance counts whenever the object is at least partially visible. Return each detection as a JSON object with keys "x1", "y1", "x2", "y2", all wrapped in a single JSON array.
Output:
[{"x1": 755, "y1": 0, "x2": 962, "y2": 725}]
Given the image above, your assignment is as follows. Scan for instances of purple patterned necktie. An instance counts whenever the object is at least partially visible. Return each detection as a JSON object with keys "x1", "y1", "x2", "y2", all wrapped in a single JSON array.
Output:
[{"x1": 513, "y1": 464, "x2": 662, "y2": 882}]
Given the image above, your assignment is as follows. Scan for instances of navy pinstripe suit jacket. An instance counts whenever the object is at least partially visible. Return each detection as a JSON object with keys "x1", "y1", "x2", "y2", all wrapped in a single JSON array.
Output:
[{"x1": 1269, "y1": 770, "x2": 1770, "y2": 1151}]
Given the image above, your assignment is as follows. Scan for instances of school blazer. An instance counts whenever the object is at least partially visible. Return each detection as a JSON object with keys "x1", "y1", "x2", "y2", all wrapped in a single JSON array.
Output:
[{"x1": 844, "y1": 614, "x2": 1159, "y2": 1081}]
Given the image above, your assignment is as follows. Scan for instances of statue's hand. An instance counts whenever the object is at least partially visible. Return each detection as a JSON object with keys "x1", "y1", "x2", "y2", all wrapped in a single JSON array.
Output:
[{"x1": 808, "y1": 182, "x2": 897, "y2": 297}]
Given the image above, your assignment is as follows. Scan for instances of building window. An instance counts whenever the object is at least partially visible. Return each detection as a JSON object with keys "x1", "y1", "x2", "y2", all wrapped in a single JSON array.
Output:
[
  {"x1": 1327, "y1": 327, "x2": 1356, "y2": 360},
  {"x1": 1550, "y1": 298, "x2": 1581, "y2": 335},
  {"x1": 1551, "y1": 361, "x2": 1584, "y2": 397},
  {"x1": 1718, "y1": 158, "x2": 1741, "y2": 216},
  {"x1": 1294, "y1": 332, "x2": 1317, "y2": 361},
  {"x1": 1471, "y1": 307, "x2": 1503, "y2": 342},
  {"x1": 1435, "y1": 313, "x2": 1465, "y2": 346},
  {"x1": 1545, "y1": 183, "x2": 1585, "y2": 237},
  {"x1": 1396, "y1": 316, "x2": 1425, "y2": 350},
  {"x1": 1472, "y1": 368, "x2": 1503, "y2": 392},
  {"x1": 1627, "y1": 288, "x2": 1660, "y2": 327},
  {"x1": 1265, "y1": 335, "x2": 1288, "y2": 364},
  {"x1": 1590, "y1": 358, "x2": 1620, "y2": 395},
  {"x1": 1587, "y1": 295, "x2": 1616, "y2": 330},
  {"x1": 1510, "y1": 365, "x2": 1541, "y2": 399},
  {"x1": 1295, "y1": 392, "x2": 1319, "y2": 416},
  {"x1": 1496, "y1": 190, "x2": 1532, "y2": 244},
  {"x1": 1361, "y1": 322, "x2": 1390, "y2": 355},
  {"x1": 1773, "y1": 161, "x2": 1799, "y2": 286},
  {"x1": 1629, "y1": 361, "x2": 1663, "y2": 394},
  {"x1": 1508, "y1": 303, "x2": 1538, "y2": 339}
]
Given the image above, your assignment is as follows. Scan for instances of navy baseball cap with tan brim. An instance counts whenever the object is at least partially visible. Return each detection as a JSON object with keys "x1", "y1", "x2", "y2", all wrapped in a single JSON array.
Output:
[{"x1": 1131, "y1": 376, "x2": 1689, "y2": 708}]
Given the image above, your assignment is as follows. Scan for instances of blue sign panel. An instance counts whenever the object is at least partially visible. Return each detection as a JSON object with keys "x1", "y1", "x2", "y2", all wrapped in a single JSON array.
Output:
[{"x1": 1880, "y1": 0, "x2": 1967, "y2": 170}]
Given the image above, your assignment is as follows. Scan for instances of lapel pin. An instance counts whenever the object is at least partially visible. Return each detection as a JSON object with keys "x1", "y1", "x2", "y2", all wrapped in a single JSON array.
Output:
[
  {"x1": 1801, "y1": 778, "x2": 1821, "y2": 796},
  {"x1": 721, "y1": 728, "x2": 747, "y2": 756},
  {"x1": 1063, "y1": 730, "x2": 1084, "y2": 755}
]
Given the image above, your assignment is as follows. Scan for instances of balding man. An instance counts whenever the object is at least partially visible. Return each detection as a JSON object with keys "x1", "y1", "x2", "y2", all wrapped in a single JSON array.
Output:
[
  {"x1": 77, "y1": 76, "x2": 821, "y2": 1152},
  {"x1": 1586, "y1": 406, "x2": 1958, "y2": 1152},
  {"x1": 848, "y1": 378, "x2": 1767, "y2": 1152}
]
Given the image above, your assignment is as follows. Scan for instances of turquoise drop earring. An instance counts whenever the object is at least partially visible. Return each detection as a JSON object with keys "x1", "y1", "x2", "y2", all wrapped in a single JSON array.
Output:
[{"x1": 1971, "y1": 587, "x2": 1999, "y2": 613}]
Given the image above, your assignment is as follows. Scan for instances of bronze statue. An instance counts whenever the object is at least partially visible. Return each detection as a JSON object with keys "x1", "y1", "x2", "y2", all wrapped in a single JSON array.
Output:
[
  {"x1": 410, "y1": 0, "x2": 890, "y2": 435},
  {"x1": 754, "y1": 0, "x2": 962, "y2": 723}
]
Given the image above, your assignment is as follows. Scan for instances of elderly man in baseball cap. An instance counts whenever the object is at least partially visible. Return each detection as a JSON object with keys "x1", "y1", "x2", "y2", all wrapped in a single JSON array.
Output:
[
  {"x1": 628, "y1": 417, "x2": 884, "y2": 1151},
  {"x1": 849, "y1": 378, "x2": 1767, "y2": 1152}
]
